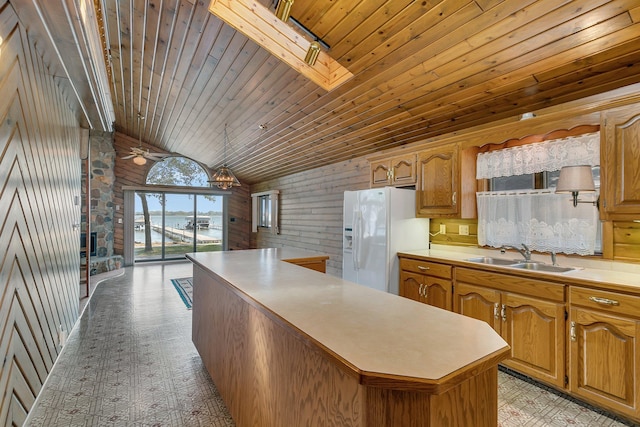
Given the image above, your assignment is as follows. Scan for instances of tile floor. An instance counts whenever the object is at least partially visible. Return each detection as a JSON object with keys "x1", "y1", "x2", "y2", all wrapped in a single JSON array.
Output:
[{"x1": 26, "y1": 261, "x2": 638, "y2": 426}]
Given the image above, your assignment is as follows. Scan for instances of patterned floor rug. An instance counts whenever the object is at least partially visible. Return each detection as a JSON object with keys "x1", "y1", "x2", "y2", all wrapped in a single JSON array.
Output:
[{"x1": 170, "y1": 277, "x2": 193, "y2": 309}]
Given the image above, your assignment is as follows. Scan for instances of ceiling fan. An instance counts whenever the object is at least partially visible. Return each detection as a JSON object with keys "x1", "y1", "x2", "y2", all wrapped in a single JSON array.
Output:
[
  {"x1": 121, "y1": 146, "x2": 167, "y2": 165},
  {"x1": 122, "y1": 113, "x2": 168, "y2": 165}
]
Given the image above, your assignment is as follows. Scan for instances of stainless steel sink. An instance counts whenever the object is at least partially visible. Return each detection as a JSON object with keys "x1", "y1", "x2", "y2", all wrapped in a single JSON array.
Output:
[
  {"x1": 466, "y1": 257, "x2": 577, "y2": 273},
  {"x1": 465, "y1": 257, "x2": 518, "y2": 266},
  {"x1": 509, "y1": 262, "x2": 576, "y2": 273}
]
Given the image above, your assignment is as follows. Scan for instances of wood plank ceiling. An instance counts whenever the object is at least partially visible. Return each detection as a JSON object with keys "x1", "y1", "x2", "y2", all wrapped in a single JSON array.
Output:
[{"x1": 100, "y1": 0, "x2": 640, "y2": 184}]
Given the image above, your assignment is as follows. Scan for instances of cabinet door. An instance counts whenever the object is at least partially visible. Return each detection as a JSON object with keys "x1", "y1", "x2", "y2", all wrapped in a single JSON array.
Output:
[
  {"x1": 425, "y1": 277, "x2": 452, "y2": 311},
  {"x1": 390, "y1": 155, "x2": 416, "y2": 186},
  {"x1": 370, "y1": 160, "x2": 391, "y2": 187},
  {"x1": 454, "y1": 282, "x2": 501, "y2": 331},
  {"x1": 417, "y1": 145, "x2": 459, "y2": 217},
  {"x1": 602, "y1": 103, "x2": 640, "y2": 219},
  {"x1": 399, "y1": 271, "x2": 424, "y2": 303},
  {"x1": 569, "y1": 307, "x2": 640, "y2": 418},
  {"x1": 501, "y1": 293, "x2": 566, "y2": 388}
]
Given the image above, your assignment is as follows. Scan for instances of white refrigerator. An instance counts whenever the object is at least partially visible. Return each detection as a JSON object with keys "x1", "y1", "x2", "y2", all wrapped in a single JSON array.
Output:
[{"x1": 342, "y1": 187, "x2": 430, "y2": 294}]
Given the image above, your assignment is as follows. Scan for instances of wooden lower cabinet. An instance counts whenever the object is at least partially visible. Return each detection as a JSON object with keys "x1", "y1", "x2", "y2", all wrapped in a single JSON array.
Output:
[
  {"x1": 453, "y1": 282, "x2": 501, "y2": 330},
  {"x1": 569, "y1": 286, "x2": 640, "y2": 420},
  {"x1": 399, "y1": 258, "x2": 452, "y2": 310},
  {"x1": 283, "y1": 256, "x2": 329, "y2": 273},
  {"x1": 502, "y1": 292, "x2": 566, "y2": 388},
  {"x1": 454, "y1": 268, "x2": 566, "y2": 388},
  {"x1": 398, "y1": 256, "x2": 640, "y2": 423}
]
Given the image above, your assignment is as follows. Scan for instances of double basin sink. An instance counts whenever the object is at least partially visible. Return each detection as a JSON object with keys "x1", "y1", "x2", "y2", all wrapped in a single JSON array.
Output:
[{"x1": 465, "y1": 256, "x2": 576, "y2": 273}]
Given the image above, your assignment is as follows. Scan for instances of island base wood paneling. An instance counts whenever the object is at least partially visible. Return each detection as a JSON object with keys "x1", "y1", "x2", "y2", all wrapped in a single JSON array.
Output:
[
  {"x1": 192, "y1": 263, "x2": 503, "y2": 427},
  {"x1": 365, "y1": 367, "x2": 498, "y2": 426}
]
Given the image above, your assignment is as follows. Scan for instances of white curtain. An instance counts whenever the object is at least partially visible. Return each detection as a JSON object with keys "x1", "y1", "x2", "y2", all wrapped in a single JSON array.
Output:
[
  {"x1": 476, "y1": 190, "x2": 599, "y2": 255},
  {"x1": 476, "y1": 133, "x2": 599, "y2": 179}
]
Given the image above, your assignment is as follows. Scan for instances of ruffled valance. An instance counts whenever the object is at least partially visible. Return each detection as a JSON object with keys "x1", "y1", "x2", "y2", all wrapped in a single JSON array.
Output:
[{"x1": 476, "y1": 133, "x2": 600, "y2": 179}]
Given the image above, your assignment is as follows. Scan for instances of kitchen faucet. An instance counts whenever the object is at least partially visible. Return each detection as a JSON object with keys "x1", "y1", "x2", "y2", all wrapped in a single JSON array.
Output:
[{"x1": 501, "y1": 244, "x2": 532, "y2": 261}]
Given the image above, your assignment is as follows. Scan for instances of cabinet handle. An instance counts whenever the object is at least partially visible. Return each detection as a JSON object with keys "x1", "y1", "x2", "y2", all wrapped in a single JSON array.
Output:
[
  {"x1": 452, "y1": 191, "x2": 457, "y2": 205},
  {"x1": 493, "y1": 303, "x2": 500, "y2": 320},
  {"x1": 418, "y1": 283, "x2": 424, "y2": 297},
  {"x1": 588, "y1": 296, "x2": 619, "y2": 306},
  {"x1": 570, "y1": 321, "x2": 576, "y2": 342},
  {"x1": 387, "y1": 168, "x2": 394, "y2": 180},
  {"x1": 417, "y1": 265, "x2": 430, "y2": 271},
  {"x1": 501, "y1": 304, "x2": 507, "y2": 322}
]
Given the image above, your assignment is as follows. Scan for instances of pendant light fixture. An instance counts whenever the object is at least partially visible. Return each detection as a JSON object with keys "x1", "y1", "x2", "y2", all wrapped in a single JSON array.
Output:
[{"x1": 209, "y1": 125, "x2": 241, "y2": 190}]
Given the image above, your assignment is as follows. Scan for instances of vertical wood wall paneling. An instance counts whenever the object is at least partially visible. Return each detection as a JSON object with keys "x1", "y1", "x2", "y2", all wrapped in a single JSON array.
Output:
[
  {"x1": 112, "y1": 132, "x2": 251, "y2": 255},
  {"x1": 251, "y1": 157, "x2": 371, "y2": 276},
  {"x1": 0, "y1": 3, "x2": 81, "y2": 424}
]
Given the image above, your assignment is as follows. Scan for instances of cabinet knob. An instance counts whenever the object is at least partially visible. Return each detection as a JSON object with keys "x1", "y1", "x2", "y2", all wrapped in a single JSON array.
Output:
[
  {"x1": 417, "y1": 265, "x2": 430, "y2": 271},
  {"x1": 588, "y1": 296, "x2": 619, "y2": 306}
]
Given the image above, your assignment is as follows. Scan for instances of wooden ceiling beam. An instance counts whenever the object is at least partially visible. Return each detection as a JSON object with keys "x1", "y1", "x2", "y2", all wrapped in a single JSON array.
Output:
[{"x1": 208, "y1": 0, "x2": 353, "y2": 91}]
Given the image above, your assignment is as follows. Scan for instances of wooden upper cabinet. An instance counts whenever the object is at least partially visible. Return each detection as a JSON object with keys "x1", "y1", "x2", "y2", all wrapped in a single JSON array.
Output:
[
  {"x1": 601, "y1": 103, "x2": 640, "y2": 220},
  {"x1": 417, "y1": 144, "x2": 459, "y2": 217},
  {"x1": 370, "y1": 154, "x2": 417, "y2": 187}
]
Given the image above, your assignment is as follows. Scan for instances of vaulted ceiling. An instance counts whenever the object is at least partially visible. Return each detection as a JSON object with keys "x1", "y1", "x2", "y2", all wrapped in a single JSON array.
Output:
[{"x1": 18, "y1": 0, "x2": 640, "y2": 184}]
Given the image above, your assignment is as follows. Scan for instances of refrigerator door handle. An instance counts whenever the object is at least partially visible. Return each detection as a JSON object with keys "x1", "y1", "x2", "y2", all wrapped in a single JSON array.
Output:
[{"x1": 352, "y1": 210, "x2": 360, "y2": 271}]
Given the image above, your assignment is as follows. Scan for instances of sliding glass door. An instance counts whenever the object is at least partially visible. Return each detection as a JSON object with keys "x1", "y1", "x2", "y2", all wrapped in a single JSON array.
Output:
[{"x1": 134, "y1": 191, "x2": 224, "y2": 262}]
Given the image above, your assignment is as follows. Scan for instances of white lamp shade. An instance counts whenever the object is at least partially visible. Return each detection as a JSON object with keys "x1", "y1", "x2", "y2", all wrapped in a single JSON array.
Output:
[{"x1": 555, "y1": 165, "x2": 595, "y2": 193}]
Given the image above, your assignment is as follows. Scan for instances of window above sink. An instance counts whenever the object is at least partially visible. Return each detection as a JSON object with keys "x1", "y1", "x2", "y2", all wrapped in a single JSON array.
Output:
[{"x1": 476, "y1": 132, "x2": 601, "y2": 257}]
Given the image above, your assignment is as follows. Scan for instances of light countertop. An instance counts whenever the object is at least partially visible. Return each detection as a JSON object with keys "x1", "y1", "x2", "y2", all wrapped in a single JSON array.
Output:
[
  {"x1": 187, "y1": 248, "x2": 509, "y2": 389},
  {"x1": 400, "y1": 245, "x2": 640, "y2": 292}
]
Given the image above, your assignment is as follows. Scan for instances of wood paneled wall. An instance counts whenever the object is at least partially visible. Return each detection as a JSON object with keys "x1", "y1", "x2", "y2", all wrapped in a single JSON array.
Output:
[
  {"x1": 0, "y1": 2, "x2": 81, "y2": 424},
  {"x1": 251, "y1": 158, "x2": 370, "y2": 276},
  {"x1": 112, "y1": 133, "x2": 251, "y2": 255},
  {"x1": 612, "y1": 222, "x2": 640, "y2": 262}
]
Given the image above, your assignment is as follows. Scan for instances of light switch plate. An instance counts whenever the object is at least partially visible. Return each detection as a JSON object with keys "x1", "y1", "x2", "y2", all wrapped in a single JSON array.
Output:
[
  {"x1": 439, "y1": 224, "x2": 446, "y2": 234},
  {"x1": 459, "y1": 225, "x2": 469, "y2": 235}
]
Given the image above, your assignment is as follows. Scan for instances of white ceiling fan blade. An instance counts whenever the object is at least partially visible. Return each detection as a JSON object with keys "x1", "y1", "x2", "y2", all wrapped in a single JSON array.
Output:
[
  {"x1": 145, "y1": 155, "x2": 165, "y2": 162},
  {"x1": 122, "y1": 154, "x2": 135, "y2": 159}
]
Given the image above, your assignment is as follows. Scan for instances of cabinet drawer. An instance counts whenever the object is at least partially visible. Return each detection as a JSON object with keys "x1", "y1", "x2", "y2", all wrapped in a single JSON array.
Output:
[
  {"x1": 570, "y1": 286, "x2": 640, "y2": 319},
  {"x1": 400, "y1": 258, "x2": 452, "y2": 279},
  {"x1": 456, "y1": 267, "x2": 565, "y2": 302}
]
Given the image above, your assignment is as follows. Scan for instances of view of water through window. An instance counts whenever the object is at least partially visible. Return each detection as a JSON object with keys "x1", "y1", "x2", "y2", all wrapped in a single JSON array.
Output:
[{"x1": 132, "y1": 157, "x2": 225, "y2": 262}]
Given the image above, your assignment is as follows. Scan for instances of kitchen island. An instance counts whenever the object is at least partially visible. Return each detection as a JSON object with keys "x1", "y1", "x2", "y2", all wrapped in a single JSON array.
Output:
[{"x1": 187, "y1": 249, "x2": 510, "y2": 427}]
